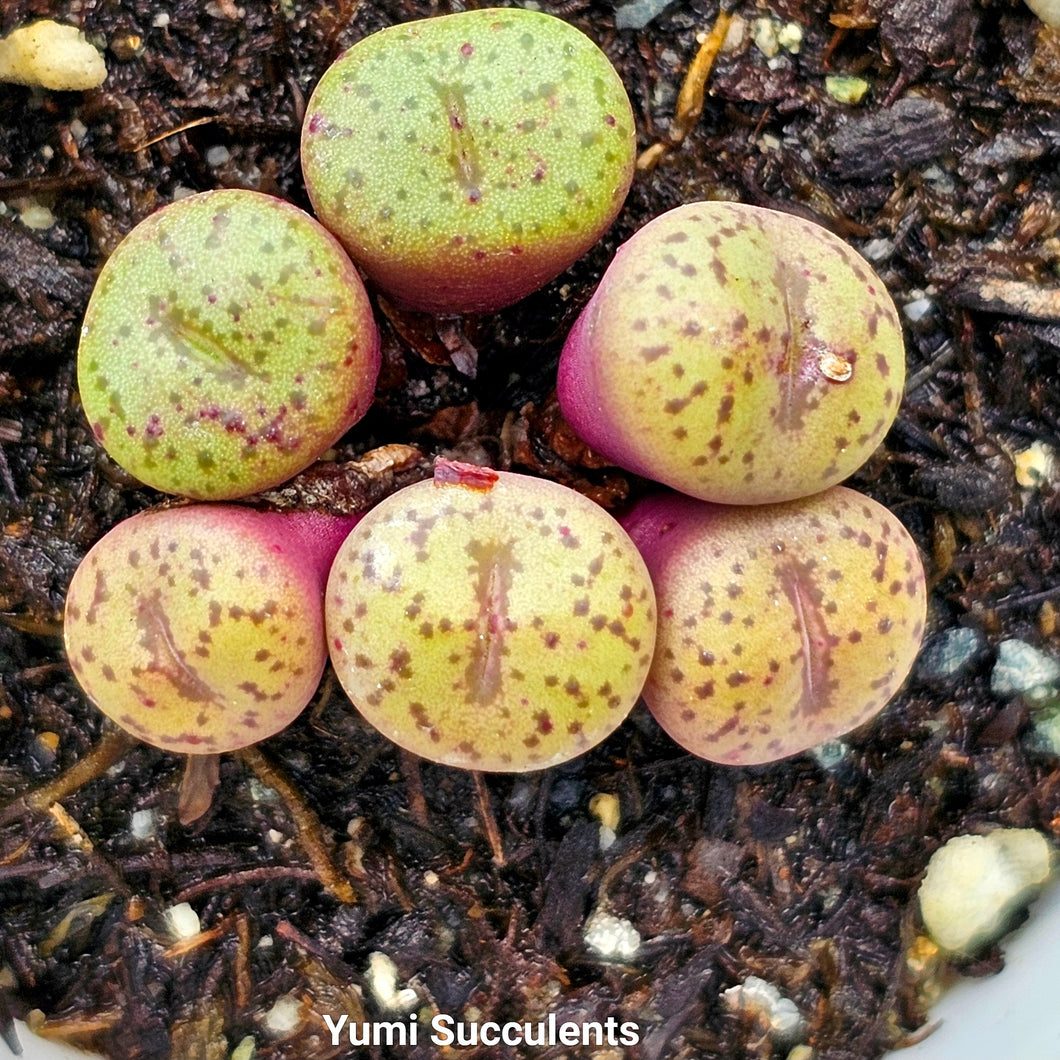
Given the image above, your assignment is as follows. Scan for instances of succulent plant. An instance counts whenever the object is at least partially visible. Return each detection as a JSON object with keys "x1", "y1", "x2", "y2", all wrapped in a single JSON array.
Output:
[
  {"x1": 623, "y1": 486, "x2": 926, "y2": 765},
  {"x1": 64, "y1": 504, "x2": 359, "y2": 755},
  {"x1": 558, "y1": 201, "x2": 906, "y2": 505},
  {"x1": 325, "y1": 460, "x2": 656, "y2": 771},
  {"x1": 77, "y1": 188, "x2": 380, "y2": 501},
  {"x1": 300, "y1": 8, "x2": 636, "y2": 314}
]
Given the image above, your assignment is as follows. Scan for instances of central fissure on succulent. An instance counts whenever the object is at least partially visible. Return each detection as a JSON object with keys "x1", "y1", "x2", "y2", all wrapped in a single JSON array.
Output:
[
  {"x1": 153, "y1": 302, "x2": 268, "y2": 387},
  {"x1": 774, "y1": 258, "x2": 818, "y2": 433},
  {"x1": 430, "y1": 78, "x2": 484, "y2": 202},
  {"x1": 464, "y1": 537, "x2": 519, "y2": 706},
  {"x1": 775, "y1": 556, "x2": 833, "y2": 718},
  {"x1": 134, "y1": 591, "x2": 221, "y2": 709}
]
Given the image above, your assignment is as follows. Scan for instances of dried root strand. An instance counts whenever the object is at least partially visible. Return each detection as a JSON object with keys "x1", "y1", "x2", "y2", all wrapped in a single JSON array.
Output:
[
  {"x1": 637, "y1": 9, "x2": 733, "y2": 171},
  {"x1": 237, "y1": 745, "x2": 357, "y2": 904},
  {"x1": 0, "y1": 727, "x2": 136, "y2": 826}
]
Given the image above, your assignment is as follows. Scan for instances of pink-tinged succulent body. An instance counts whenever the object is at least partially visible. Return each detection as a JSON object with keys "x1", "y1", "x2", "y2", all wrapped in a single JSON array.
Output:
[
  {"x1": 325, "y1": 461, "x2": 656, "y2": 771},
  {"x1": 300, "y1": 9, "x2": 635, "y2": 314},
  {"x1": 558, "y1": 202, "x2": 906, "y2": 504},
  {"x1": 77, "y1": 189, "x2": 380, "y2": 500},
  {"x1": 624, "y1": 487, "x2": 926, "y2": 765},
  {"x1": 64, "y1": 505, "x2": 359, "y2": 754}
]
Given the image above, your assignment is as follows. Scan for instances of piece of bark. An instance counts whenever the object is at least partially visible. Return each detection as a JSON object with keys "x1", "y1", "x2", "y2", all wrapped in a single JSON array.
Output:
[
  {"x1": 828, "y1": 97, "x2": 956, "y2": 180},
  {"x1": 0, "y1": 216, "x2": 94, "y2": 360}
]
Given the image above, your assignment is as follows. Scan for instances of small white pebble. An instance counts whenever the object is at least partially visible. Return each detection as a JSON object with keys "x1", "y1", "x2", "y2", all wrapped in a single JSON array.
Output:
[
  {"x1": 777, "y1": 22, "x2": 803, "y2": 54},
  {"x1": 811, "y1": 739, "x2": 849, "y2": 771},
  {"x1": 256, "y1": 935, "x2": 274, "y2": 949},
  {"x1": 230, "y1": 1034, "x2": 255, "y2": 1059},
  {"x1": 589, "y1": 792, "x2": 620, "y2": 832},
  {"x1": 164, "y1": 901, "x2": 201, "y2": 940},
  {"x1": 267, "y1": 828, "x2": 284, "y2": 845},
  {"x1": 18, "y1": 202, "x2": 55, "y2": 230},
  {"x1": 903, "y1": 297, "x2": 933, "y2": 322},
  {"x1": 153, "y1": 14, "x2": 171, "y2": 29},
  {"x1": 721, "y1": 15, "x2": 748, "y2": 54},
  {"x1": 721, "y1": 975, "x2": 806, "y2": 1045},
  {"x1": 599, "y1": 825, "x2": 617, "y2": 851},
  {"x1": 130, "y1": 808, "x2": 157, "y2": 839},
  {"x1": 862, "y1": 238, "x2": 895, "y2": 262},
  {"x1": 1014, "y1": 440, "x2": 1056, "y2": 488},
  {"x1": 991, "y1": 639, "x2": 1060, "y2": 699},
  {"x1": 205, "y1": 144, "x2": 230, "y2": 167},
  {"x1": 0, "y1": 20, "x2": 107, "y2": 90},
  {"x1": 261, "y1": 995, "x2": 303, "y2": 1038},
  {"x1": 583, "y1": 910, "x2": 641, "y2": 962},
  {"x1": 423, "y1": 869, "x2": 439, "y2": 887},
  {"x1": 752, "y1": 18, "x2": 780, "y2": 58},
  {"x1": 918, "y1": 829, "x2": 1054, "y2": 954},
  {"x1": 825, "y1": 75, "x2": 869, "y2": 105},
  {"x1": 69, "y1": 117, "x2": 88, "y2": 142},
  {"x1": 1031, "y1": 704, "x2": 1060, "y2": 754},
  {"x1": 367, "y1": 952, "x2": 418, "y2": 1010}
]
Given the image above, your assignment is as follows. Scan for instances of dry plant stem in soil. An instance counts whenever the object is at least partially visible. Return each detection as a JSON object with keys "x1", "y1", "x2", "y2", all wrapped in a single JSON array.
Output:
[
  {"x1": 237, "y1": 745, "x2": 357, "y2": 905},
  {"x1": 0, "y1": 728, "x2": 136, "y2": 827}
]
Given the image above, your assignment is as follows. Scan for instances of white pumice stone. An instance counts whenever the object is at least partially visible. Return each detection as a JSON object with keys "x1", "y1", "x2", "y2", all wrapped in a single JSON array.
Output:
[
  {"x1": 583, "y1": 910, "x2": 642, "y2": 961},
  {"x1": 918, "y1": 829, "x2": 1054, "y2": 954}
]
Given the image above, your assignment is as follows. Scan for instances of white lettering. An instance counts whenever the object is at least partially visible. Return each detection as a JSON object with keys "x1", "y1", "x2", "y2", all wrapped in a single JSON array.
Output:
[
  {"x1": 524, "y1": 1020, "x2": 547, "y2": 1046},
  {"x1": 376, "y1": 1020, "x2": 407, "y2": 1047},
  {"x1": 329, "y1": 1012, "x2": 639, "y2": 1048},
  {"x1": 322, "y1": 1014, "x2": 347, "y2": 1047},
  {"x1": 431, "y1": 1014, "x2": 454, "y2": 1046},
  {"x1": 559, "y1": 1022, "x2": 581, "y2": 1046}
]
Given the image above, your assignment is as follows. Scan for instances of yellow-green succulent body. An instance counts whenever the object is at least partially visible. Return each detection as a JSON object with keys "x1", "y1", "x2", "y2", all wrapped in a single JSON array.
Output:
[
  {"x1": 627, "y1": 486, "x2": 926, "y2": 765},
  {"x1": 301, "y1": 8, "x2": 635, "y2": 313},
  {"x1": 559, "y1": 202, "x2": 906, "y2": 504},
  {"x1": 64, "y1": 506, "x2": 329, "y2": 754},
  {"x1": 77, "y1": 189, "x2": 379, "y2": 500},
  {"x1": 326, "y1": 464, "x2": 656, "y2": 771}
]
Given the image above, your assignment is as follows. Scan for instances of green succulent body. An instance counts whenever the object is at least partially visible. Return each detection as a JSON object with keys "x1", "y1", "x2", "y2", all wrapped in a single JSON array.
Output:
[
  {"x1": 559, "y1": 202, "x2": 906, "y2": 504},
  {"x1": 626, "y1": 487, "x2": 926, "y2": 765},
  {"x1": 326, "y1": 463, "x2": 656, "y2": 771},
  {"x1": 301, "y1": 8, "x2": 635, "y2": 313},
  {"x1": 64, "y1": 506, "x2": 332, "y2": 755},
  {"x1": 77, "y1": 189, "x2": 379, "y2": 500}
]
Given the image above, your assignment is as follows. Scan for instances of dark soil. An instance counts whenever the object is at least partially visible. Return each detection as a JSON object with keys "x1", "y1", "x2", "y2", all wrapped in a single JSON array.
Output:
[{"x1": 2, "y1": 2, "x2": 1060, "y2": 1059}]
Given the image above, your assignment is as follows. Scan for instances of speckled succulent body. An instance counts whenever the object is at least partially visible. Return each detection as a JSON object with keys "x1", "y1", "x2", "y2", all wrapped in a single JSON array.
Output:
[
  {"x1": 624, "y1": 487, "x2": 926, "y2": 765},
  {"x1": 558, "y1": 202, "x2": 906, "y2": 504},
  {"x1": 64, "y1": 506, "x2": 358, "y2": 754},
  {"x1": 78, "y1": 189, "x2": 380, "y2": 500},
  {"x1": 301, "y1": 9, "x2": 635, "y2": 314},
  {"x1": 325, "y1": 462, "x2": 656, "y2": 771}
]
